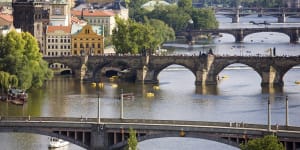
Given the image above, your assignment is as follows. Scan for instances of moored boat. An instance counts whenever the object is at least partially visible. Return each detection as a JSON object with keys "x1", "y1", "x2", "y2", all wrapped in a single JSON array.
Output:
[
  {"x1": 48, "y1": 137, "x2": 69, "y2": 148},
  {"x1": 295, "y1": 81, "x2": 300, "y2": 84}
]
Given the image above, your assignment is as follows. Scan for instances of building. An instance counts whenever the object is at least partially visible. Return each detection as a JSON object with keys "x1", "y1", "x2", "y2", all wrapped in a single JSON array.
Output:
[
  {"x1": 49, "y1": 0, "x2": 71, "y2": 26},
  {"x1": 12, "y1": 0, "x2": 49, "y2": 53},
  {"x1": 286, "y1": 0, "x2": 300, "y2": 8},
  {"x1": 71, "y1": 24, "x2": 104, "y2": 56},
  {"x1": 0, "y1": 13, "x2": 13, "y2": 27},
  {"x1": 71, "y1": 9, "x2": 115, "y2": 35},
  {"x1": 45, "y1": 25, "x2": 72, "y2": 56}
]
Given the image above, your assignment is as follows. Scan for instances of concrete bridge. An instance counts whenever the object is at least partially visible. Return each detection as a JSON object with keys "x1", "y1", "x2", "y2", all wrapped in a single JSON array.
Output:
[
  {"x1": 43, "y1": 55, "x2": 300, "y2": 87},
  {"x1": 1, "y1": 117, "x2": 300, "y2": 150},
  {"x1": 214, "y1": 7, "x2": 300, "y2": 23},
  {"x1": 180, "y1": 27, "x2": 299, "y2": 43}
]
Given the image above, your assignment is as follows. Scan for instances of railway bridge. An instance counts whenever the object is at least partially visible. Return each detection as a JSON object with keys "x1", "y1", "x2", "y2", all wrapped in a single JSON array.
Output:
[{"x1": 1, "y1": 117, "x2": 300, "y2": 150}]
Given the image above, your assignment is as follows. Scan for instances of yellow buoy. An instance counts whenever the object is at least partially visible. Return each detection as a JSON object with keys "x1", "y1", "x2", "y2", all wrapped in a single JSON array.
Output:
[
  {"x1": 153, "y1": 85, "x2": 160, "y2": 90},
  {"x1": 91, "y1": 82, "x2": 96, "y2": 87},
  {"x1": 98, "y1": 82, "x2": 104, "y2": 88},
  {"x1": 111, "y1": 84, "x2": 118, "y2": 88},
  {"x1": 146, "y1": 92, "x2": 155, "y2": 97}
]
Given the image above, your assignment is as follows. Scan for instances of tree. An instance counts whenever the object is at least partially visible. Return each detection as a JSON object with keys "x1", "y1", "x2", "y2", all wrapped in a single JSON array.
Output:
[
  {"x1": 127, "y1": 128, "x2": 138, "y2": 150},
  {"x1": 0, "y1": 30, "x2": 53, "y2": 90},
  {"x1": 240, "y1": 135, "x2": 284, "y2": 150},
  {"x1": 178, "y1": 0, "x2": 192, "y2": 10}
]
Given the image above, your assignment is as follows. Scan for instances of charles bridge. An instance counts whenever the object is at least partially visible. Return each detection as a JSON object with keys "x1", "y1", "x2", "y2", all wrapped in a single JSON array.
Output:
[
  {"x1": 43, "y1": 55, "x2": 300, "y2": 87},
  {"x1": 0, "y1": 117, "x2": 300, "y2": 150}
]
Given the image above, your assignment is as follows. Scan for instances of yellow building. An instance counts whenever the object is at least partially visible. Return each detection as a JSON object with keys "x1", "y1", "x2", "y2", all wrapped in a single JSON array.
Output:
[{"x1": 71, "y1": 24, "x2": 104, "y2": 56}]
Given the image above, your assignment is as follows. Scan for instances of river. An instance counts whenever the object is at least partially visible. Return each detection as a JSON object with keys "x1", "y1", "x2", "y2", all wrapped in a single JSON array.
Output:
[{"x1": 0, "y1": 15, "x2": 300, "y2": 150}]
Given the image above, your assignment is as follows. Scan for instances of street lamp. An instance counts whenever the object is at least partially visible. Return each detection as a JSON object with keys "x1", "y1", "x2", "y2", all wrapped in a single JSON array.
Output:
[
  {"x1": 91, "y1": 82, "x2": 104, "y2": 124},
  {"x1": 120, "y1": 89, "x2": 124, "y2": 119},
  {"x1": 267, "y1": 97, "x2": 271, "y2": 131}
]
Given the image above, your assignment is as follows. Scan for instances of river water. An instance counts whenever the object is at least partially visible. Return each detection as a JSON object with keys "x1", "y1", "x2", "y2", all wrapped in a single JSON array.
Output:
[{"x1": 1, "y1": 15, "x2": 300, "y2": 150}]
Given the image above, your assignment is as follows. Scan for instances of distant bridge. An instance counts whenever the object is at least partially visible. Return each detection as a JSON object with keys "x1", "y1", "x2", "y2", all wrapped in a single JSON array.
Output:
[
  {"x1": 1, "y1": 117, "x2": 300, "y2": 150},
  {"x1": 43, "y1": 55, "x2": 300, "y2": 87},
  {"x1": 214, "y1": 7, "x2": 300, "y2": 23},
  {"x1": 179, "y1": 27, "x2": 299, "y2": 43}
]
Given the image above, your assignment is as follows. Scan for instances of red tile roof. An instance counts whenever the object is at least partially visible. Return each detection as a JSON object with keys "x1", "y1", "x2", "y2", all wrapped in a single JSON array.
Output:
[
  {"x1": 71, "y1": 10, "x2": 115, "y2": 17},
  {"x1": 0, "y1": 13, "x2": 13, "y2": 23},
  {"x1": 47, "y1": 26, "x2": 71, "y2": 33},
  {"x1": 71, "y1": 16, "x2": 86, "y2": 24}
]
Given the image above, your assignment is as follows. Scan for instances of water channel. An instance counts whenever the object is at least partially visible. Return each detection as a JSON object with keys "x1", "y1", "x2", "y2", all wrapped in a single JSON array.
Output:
[{"x1": 1, "y1": 15, "x2": 300, "y2": 150}]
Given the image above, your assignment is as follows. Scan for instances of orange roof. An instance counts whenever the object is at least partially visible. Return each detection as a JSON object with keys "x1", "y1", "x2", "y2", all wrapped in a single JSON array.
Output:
[
  {"x1": 71, "y1": 16, "x2": 86, "y2": 24},
  {"x1": 47, "y1": 26, "x2": 71, "y2": 33},
  {"x1": 0, "y1": 13, "x2": 13, "y2": 23},
  {"x1": 71, "y1": 10, "x2": 115, "y2": 17}
]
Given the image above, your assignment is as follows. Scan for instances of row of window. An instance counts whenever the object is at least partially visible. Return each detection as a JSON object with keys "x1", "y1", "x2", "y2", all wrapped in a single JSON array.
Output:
[
  {"x1": 48, "y1": 51, "x2": 71, "y2": 56},
  {"x1": 87, "y1": 19, "x2": 109, "y2": 24},
  {"x1": 48, "y1": 39, "x2": 71, "y2": 43},
  {"x1": 73, "y1": 43, "x2": 101, "y2": 49},
  {"x1": 48, "y1": 36, "x2": 70, "y2": 39},
  {"x1": 73, "y1": 38, "x2": 102, "y2": 41},
  {"x1": 47, "y1": 45, "x2": 71, "y2": 49}
]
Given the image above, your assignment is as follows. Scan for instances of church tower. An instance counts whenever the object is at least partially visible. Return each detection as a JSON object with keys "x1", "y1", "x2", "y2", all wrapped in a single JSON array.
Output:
[{"x1": 49, "y1": 0, "x2": 71, "y2": 26}]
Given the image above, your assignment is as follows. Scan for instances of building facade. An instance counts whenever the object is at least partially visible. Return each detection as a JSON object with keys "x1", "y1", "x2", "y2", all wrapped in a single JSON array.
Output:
[
  {"x1": 71, "y1": 9, "x2": 115, "y2": 35},
  {"x1": 286, "y1": 0, "x2": 300, "y2": 8},
  {"x1": 71, "y1": 24, "x2": 104, "y2": 56},
  {"x1": 46, "y1": 26, "x2": 72, "y2": 56},
  {"x1": 12, "y1": 0, "x2": 49, "y2": 53},
  {"x1": 49, "y1": 0, "x2": 71, "y2": 26}
]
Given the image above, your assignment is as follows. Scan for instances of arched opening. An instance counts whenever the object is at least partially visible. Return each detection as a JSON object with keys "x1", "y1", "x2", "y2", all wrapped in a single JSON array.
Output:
[
  {"x1": 217, "y1": 63, "x2": 261, "y2": 95},
  {"x1": 244, "y1": 32, "x2": 290, "y2": 43},
  {"x1": 105, "y1": 70, "x2": 119, "y2": 77},
  {"x1": 213, "y1": 33, "x2": 235, "y2": 43},
  {"x1": 138, "y1": 137, "x2": 239, "y2": 150},
  {"x1": 49, "y1": 63, "x2": 72, "y2": 75},
  {"x1": 0, "y1": 133, "x2": 83, "y2": 150},
  {"x1": 283, "y1": 64, "x2": 300, "y2": 92}
]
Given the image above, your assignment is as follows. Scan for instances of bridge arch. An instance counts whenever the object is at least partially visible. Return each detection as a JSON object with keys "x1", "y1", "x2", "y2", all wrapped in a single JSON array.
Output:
[
  {"x1": 110, "y1": 132, "x2": 240, "y2": 149},
  {"x1": 214, "y1": 62, "x2": 262, "y2": 84},
  {"x1": 0, "y1": 127, "x2": 87, "y2": 149},
  {"x1": 92, "y1": 60, "x2": 132, "y2": 82},
  {"x1": 153, "y1": 63, "x2": 196, "y2": 83},
  {"x1": 243, "y1": 32, "x2": 291, "y2": 43}
]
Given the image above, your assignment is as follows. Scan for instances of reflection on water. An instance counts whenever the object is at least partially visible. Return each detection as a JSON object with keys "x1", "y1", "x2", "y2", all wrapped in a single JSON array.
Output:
[{"x1": 1, "y1": 15, "x2": 300, "y2": 150}]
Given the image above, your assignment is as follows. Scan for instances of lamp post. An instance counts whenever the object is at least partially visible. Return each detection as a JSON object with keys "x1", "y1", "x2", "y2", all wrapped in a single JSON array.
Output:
[
  {"x1": 285, "y1": 96, "x2": 289, "y2": 126},
  {"x1": 120, "y1": 89, "x2": 124, "y2": 119},
  {"x1": 97, "y1": 87, "x2": 100, "y2": 124},
  {"x1": 267, "y1": 97, "x2": 271, "y2": 131}
]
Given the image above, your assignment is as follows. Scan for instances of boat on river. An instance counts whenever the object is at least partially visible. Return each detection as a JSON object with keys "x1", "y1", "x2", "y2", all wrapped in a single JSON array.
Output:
[
  {"x1": 295, "y1": 81, "x2": 300, "y2": 85},
  {"x1": 7, "y1": 88, "x2": 28, "y2": 105},
  {"x1": 48, "y1": 137, "x2": 69, "y2": 148}
]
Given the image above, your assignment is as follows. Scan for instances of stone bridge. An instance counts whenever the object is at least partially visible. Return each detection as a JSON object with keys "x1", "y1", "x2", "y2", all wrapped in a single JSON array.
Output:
[
  {"x1": 43, "y1": 55, "x2": 300, "y2": 87},
  {"x1": 1, "y1": 117, "x2": 300, "y2": 150},
  {"x1": 180, "y1": 27, "x2": 299, "y2": 43},
  {"x1": 214, "y1": 7, "x2": 300, "y2": 23}
]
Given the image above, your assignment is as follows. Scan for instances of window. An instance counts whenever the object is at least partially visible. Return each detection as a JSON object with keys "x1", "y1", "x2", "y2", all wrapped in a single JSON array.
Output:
[{"x1": 74, "y1": 43, "x2": 77, "y2": 48}]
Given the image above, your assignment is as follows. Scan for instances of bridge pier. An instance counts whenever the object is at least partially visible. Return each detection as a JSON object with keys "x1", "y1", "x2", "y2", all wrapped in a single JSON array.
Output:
[
  {"x1": 90, "y1": 124, "x2": 108, "y2": 150},
  {"x1": 232, "y1": 15, "x2": 240, "y2": 23},
  {"x1": 278, "y1": 14, "x2": 286, "y2": 23},
  {"x1": 136, "y1": 66, "x2": 158, "y2": 84},
  {"x1": 195, "y1": 55, "x2": 217, "y2": 85},
  {"x1": 233, "y1": 29, "x2": 244, "y2": 42},
  {"x1": 261, "y1": 66, "x2": 284, "y2": 87},
  {"x1": 290, "y1": 30, "x2": 299, "y2": 43}
]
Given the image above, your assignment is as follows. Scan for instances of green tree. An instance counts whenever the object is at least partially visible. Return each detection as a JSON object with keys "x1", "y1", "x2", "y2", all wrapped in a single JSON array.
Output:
[
  {"x1": 191, "y1": 8, "x2": 219, "y2": 30},
  {"x1": 127, "y1": 128, "x2": 138, "y2": 150},
  {"x1": 178, "y1": 0, "x2": 193, "y2": 10},
  {"x1": 145, "y1": 18, "x2": 175, "y2": 50},
  {"x1": 0, "y1": 30, "x2": 53, "y2": 90},
  {"x1": 240, "y1": 135, "x2": 284, "y2": 150}
]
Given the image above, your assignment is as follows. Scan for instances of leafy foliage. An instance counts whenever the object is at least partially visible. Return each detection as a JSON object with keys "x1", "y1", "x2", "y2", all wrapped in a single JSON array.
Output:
[
  {"x1": 129, "y1": 0, "x2": 218, "y2": 32},
  {"x1": 112, "y1": 17, "x2": 174, "y2": 54},
  {"x1": 240, "y1": 135, "x2": 284, "y2": 150},
  {"x1": 0, "y1": 30, "x2": 53, "y2": 90},
  {"x1": 127, "y1": 128, "x2": 138, "y2": 150}
]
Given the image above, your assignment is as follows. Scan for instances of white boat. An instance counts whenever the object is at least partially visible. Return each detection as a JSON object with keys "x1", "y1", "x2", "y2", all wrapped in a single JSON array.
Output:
[{"x1": 49, "y1": 137, "x2": 69, "y2": 148}]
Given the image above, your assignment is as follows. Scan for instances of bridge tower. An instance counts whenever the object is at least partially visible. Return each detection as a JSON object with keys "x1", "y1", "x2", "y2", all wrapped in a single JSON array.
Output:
[
  {"x1": 278, "y1": 9, "x2": 286, "y2": 23},
  {"x1": 232, "y1": 8, "x2": 240, "y2": 23}
]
